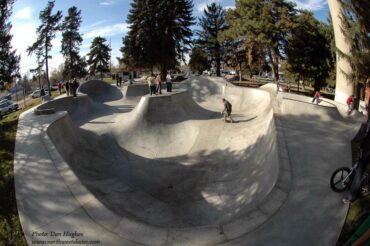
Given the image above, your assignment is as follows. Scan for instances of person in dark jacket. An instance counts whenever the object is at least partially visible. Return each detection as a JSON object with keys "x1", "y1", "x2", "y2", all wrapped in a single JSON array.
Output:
[{"x1": 221, "y1": 98, "x2": 233, "y2": 123}]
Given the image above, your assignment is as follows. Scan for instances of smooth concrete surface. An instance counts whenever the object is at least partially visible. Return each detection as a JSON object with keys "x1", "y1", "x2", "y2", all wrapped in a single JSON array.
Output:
[{"x1": 14, "y1": 76, "x2": 364, "y2": 245}]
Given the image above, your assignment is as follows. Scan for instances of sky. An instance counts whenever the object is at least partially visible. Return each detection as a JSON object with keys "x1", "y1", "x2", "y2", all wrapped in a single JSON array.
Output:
[{"x1": 10, "y1": 0, "x2": 330, "y2": 76}]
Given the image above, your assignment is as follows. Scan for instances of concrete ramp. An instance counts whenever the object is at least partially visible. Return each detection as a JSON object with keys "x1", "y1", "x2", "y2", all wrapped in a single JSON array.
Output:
[
  {"x1": 46, "y1": 87, "x2": 280, "y2": 230},
  {"x1": 79, "y1": 79, "x2": 123, "y2": 102},
  {"x1": 124, "y1": 83, "x2": 149, "y2": 98},
  {"x1": 36, "y1": 95, "x2": 98, "y2": 121},
  {"x1": 24, "y1": 76, "x2": 370, "y2": 245},
  {"x1": 14, "y1": 76, "x2": 294, "y2": 245}
]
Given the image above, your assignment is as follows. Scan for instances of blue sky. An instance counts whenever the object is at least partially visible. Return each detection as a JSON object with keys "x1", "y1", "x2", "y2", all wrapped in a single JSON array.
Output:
[{"x1": 10, "y1": 0, "x2": 329, "y2": 76}]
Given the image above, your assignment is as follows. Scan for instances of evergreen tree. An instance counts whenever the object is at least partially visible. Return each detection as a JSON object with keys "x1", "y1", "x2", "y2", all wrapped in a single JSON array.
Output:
[
  {"x1": 0, "y1": 0, "x2": 20, "y2": 89},
  {"x1": 222, "y1": 39, "x2": 246, "y2": 81},
  {"x1": 121, "y1": 0, "x2": 161, "y2": 72},
  {"x1": 157, "y1": 0, "x2": 194, "y2": 76},
  {"x1": 338, "y1": 0, "x2": 370, "y2": 96},
  {"x1": 61, "y1": 6, "x2": 86, "y2": 79},
  {"x1": 27, "y1": 0, "x2": 62, "y2": 95},
  {"x1": 29, "y1": 48, "x2": 45, "y2": 90},
  {"x1": 285, "y1": 11, "x2": 334, "y2": 91},
  {"x1": 224, "y1": 0, "x2": 296, "y2": 81},
  {"x1": 87, "y1": 36, "x2": 111, "y2": 79},
  {"x1": 197, "y1": 3, "x2": 227, "y2": 77},
  {"x1": 188, "y1": 46, "x2": 210, "y2": 74},
  {"x1": 121, "y1": 0, "x2": 194, "y2": 77}
]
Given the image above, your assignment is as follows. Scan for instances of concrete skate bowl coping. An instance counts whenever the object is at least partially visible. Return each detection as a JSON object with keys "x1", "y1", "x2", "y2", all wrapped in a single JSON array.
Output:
[{"x1": 41, "y1": 78, "x2": 284, "y2": 245}]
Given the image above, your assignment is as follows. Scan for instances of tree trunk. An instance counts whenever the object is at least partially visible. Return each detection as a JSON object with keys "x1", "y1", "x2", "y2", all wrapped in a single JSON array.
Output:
[
  {"x1": 272, "y1": 48, "x2": 279, "y2": 82},
  {"x1": 239, "y1": 62, "x2": 242, "y2": 82},
  {"x1": 267, "y1": 49, "x2": 276, "y2": 81},
  {"x1": 247, "y1": 43, "x2": 254, "y2": 67},
  {"x1": 216, "y1": 43, "x2": 221, "y2": 77},
  {"x1": 45, "y1": 46, "x2": 51, "y2": 96},
  {"x1": 69, "y1": 39, "x2": 73, "y2": 80},
  {"x1": 38, "y1": 58, "x2": 41, "y2": 90}
]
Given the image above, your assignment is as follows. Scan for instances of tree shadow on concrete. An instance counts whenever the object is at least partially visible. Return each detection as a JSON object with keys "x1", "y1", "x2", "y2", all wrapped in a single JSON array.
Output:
[{"x1": 41, "y1": 117, "x2": 278, "y2": 229}]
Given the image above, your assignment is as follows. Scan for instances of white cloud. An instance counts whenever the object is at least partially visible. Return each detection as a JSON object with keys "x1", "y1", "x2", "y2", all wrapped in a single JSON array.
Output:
[
  {"x1": 100, "y1": 0, "x2": 116, "y2": 6},
  {"x1": 224, "y1": 5, "x2": 236, "y2": 10},
  {"x1": 13, "y1": 7, "x2": 32, "y2": 20},
  {"x1": 81, "y1": 20, "x2": 106, "y2": 32},
  {"x1": 83, "y1": 23, "x2": 129, "y2": 39},
  {"x1": 195, "y1": 0, "x2": 221, "y2": 13},
  {"x1": 290, "y1": 0, "x2": 327, "y2": 11}
]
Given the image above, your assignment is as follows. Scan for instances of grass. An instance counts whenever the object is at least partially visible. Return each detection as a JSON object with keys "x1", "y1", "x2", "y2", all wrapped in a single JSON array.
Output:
[
  {"x1": 338, "y1": 195, "x2": 370, "y2": 245},
  {"x1": 103, "y1": 77, "x2": 115, "y2": 85},
  {"x1": 0, "y1": 96, "x2": 45, "y2": 246}
]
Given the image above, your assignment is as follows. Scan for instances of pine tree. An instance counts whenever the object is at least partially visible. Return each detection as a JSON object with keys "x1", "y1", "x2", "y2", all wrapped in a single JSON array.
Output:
[
  {"x1": 87, "y1": 36, "x2": 111, "y2": 79},
  {"x1": 197, "y1": 3, "x2": 227, "y2": 77},
  {"x1": 285, "y1": 11, "x2": 334, "y2": 90},
  {"x1": 121, "y1": 0, "x2": 158, "y2": 71},
  {"x1": 338, "y1": 0, "x2": 370, "y2": 96},
  {"x1": 27, "y1": 0, "x2": 62, "y2": 95},
  {"x1": 189, "y1": 46, "x2": 210, "y2": 74},
  {"x1": 0, "y1": 0, "x2": 20, "y2": 88},
  {"x1": 224, "y1": 0, "x2": 296, "y2": 81},
  {"x1": 61, "y1": 6, "x2": 86, "y2": 79},
  {"x1": 29, "y1": 48, "x2": 45, "y2": 90},
  {"x1": 157, "y1": 0, "x2": 194, "y2": 76},
  {"x1": 121, "y1": 0, "x2": 194, "y2": 77}
]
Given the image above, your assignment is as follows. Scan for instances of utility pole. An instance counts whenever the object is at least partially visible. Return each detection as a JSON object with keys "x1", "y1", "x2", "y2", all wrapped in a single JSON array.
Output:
[{"x1": 109, "y1": 38, "x2": 112, "y2": 75}]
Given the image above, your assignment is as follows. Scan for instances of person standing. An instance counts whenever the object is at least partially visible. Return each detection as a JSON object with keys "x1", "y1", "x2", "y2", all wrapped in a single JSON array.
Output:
[
  {"x1": 221, "y1": 98, "x2": 233, "y2": 123},
  {"x1": 347, "y1": 94, "x2": 354, "y2": 114},
  {"x1": 166, "y1": 73, "x2": 172, "y2": 92},
  {"x1": 57, "y1": 81, "x2": 62, "y2": 95},
  {"x1": 147, "y1": 75, "x2": 156, "y2": 96},
  {"x1": 155, "y1": 74, "x2": 162, "y2": 94},
  {"x1": 72, "y1": 79, "x2": 78, "y2": 97},
  {"x1": 312, "y1": 90, "x2": 321, "y2": 104},
  {"x1": 65, "y1": 80, "x2": 70, "y2": 96}
]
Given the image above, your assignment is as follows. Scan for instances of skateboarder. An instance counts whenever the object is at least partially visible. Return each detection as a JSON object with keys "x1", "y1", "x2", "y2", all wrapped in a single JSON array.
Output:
[
  {"x1": 221, "y1": 98, "x2": 233, "y2": 123},
  {"x1": 347, "y1": 94, "x2": 355, "y2": 114},
  {"x1": 312, "y1": 90, "x2": 321, "y2": 104}
]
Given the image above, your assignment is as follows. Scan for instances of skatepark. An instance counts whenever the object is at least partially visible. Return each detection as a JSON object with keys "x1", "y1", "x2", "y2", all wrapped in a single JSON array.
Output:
[{"x1": 14, "y1": 76, "x2": 364, "y2": 245}]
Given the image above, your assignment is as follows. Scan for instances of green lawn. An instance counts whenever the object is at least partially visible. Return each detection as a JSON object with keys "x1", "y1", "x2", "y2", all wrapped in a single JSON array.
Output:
[{"x1": 0, "y1": 100, "x2": 41, "y2": 246}]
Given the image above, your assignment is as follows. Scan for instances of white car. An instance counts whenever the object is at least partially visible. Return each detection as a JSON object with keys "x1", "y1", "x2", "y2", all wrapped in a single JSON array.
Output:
[
  {"x1": 0, "y1": 100, "x2": 18, "y2": 116},
  {"x1": 31, "y1": 90, "x2": 41, "y2": 98}
]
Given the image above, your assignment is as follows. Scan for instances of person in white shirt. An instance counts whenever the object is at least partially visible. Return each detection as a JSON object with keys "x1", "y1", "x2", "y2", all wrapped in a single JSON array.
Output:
[
  {"x1": 166, "y1": 73, "x2": 172, "y2": 92},
  {"x1": 147, "y1": 75, "x2": 156, "y2": 96}
]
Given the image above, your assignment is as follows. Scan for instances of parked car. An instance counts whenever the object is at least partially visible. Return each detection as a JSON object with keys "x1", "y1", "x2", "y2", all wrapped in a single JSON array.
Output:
[
  {"x1": 50, "y1": 82, "x2": 59, "y2": 91},
  {"x1": 0, "y1": 100, "x2": 18, "y2": 115},
  {"x1": 31, "y1": 90, "x2": 41, "y2": 98},
  {"x1": 32, "y1": 89, "x2": 49, "y2": 98}
]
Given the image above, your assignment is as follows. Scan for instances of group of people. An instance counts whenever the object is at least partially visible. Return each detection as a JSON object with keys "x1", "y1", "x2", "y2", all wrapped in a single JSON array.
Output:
[
  {"x1": 312, "y1": 90, "x2": 370, "y2": 115},
  {"x1": 57, "y1": 79, "x2": 79, "y2": 97},
  {"x1": 116, "y1": 76, "x2": 123, "y2": 87},
  {"x1": 147, "y1": 73, "x2": 173, "y2": 96}
]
